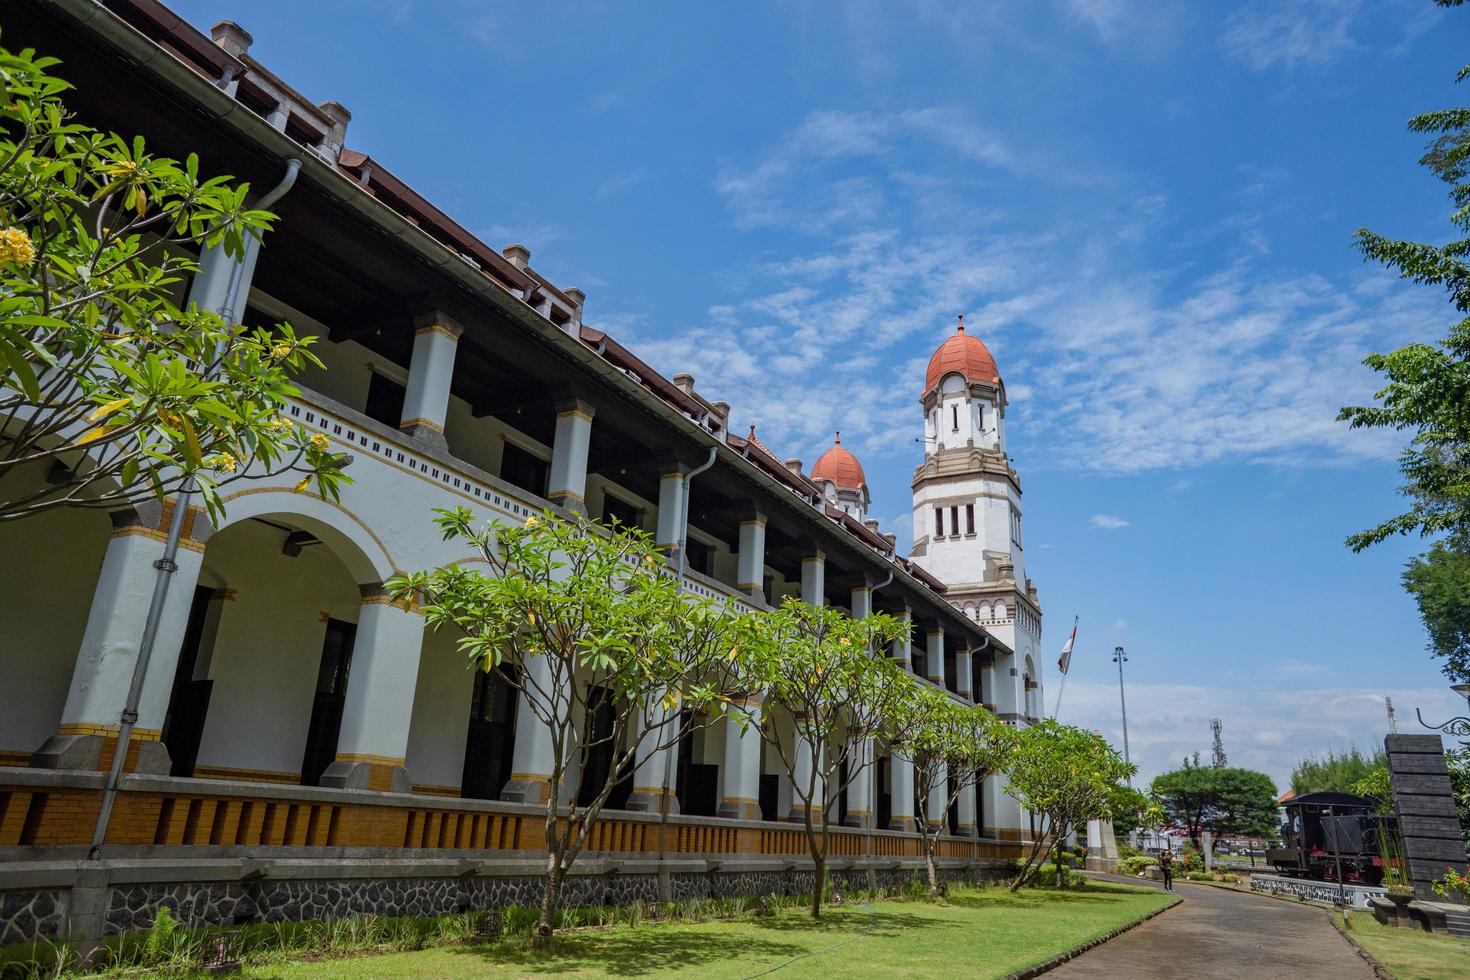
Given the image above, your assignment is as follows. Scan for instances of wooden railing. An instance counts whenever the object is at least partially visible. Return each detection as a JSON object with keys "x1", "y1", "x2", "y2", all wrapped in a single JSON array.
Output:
[{"x1": 0, "y1": 772, "x2": 1021, "y2": 864}]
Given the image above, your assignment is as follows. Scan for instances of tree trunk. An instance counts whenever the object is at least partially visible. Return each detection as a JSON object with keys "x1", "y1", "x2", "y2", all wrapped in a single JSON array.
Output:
[
  {"x1": 810, "y1": 851, "x2": 826, "y2": 919},
  {"x1": 536, "y1": 856, "x2": 566, "y2": 944},
  {"x1": 924, "y1": 837, "x2": 939, "y2": 899}
]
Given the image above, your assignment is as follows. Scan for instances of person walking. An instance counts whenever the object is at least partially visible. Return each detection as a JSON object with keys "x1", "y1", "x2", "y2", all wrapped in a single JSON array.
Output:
[{"x1": 1159, "y1": 847, "x2": 1175, "y2": 891}]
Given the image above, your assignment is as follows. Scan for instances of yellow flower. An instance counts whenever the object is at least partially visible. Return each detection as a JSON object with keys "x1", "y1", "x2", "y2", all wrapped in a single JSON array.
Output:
[
  {"x1": 105, "y1": 160, "x2": 139, "y2": 178},
  {"x1": 525, "y1": 515, "x2": 539, "y2": 528},
  {"x1": 271, "y1": 343, "x2": 293, "y2": 359},
  {"x1": 265, "y1": 416, "x2": 294, "y2": 433},
  {"x1": 205, "y1": 452, "x2": 238, "y2": 473},
  {"x1": 308, "y1": 433, "x2": 330, "y2": 452},
  {"x1": 0, "y1": 228, "x2": 36, "y2": 266}
]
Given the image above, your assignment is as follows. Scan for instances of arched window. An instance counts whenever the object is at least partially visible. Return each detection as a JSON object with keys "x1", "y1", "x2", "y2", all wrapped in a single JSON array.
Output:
[{"x1": 950, "y1": 403, "x2": 959, "y2": 431}]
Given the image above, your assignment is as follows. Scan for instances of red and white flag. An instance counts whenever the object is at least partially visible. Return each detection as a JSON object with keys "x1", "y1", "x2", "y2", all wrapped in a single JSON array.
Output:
[{"x1": 1057, "y1": 617, "x2": 1078, "y2": 674}]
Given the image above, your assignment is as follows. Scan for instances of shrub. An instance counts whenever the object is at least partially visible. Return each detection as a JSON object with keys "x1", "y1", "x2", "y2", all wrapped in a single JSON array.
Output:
[{"x1": 1116, "y1": 855, "x2": 1156, "y2": 876}]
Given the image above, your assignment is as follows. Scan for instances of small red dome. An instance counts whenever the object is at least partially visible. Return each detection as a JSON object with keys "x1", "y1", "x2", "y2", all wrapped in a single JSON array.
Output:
[
  {"x1": 924, "y1": 315, "x2": 1000, "y2": 396},
  {"x1": 810, "y1": 432, "x2": 866, "y2": 490}
]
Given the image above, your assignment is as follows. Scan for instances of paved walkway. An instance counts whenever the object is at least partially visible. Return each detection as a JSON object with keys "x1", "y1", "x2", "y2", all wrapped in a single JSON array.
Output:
[{"x1": 1048, "y1": 876, "x2": 1375, "y2": 979}]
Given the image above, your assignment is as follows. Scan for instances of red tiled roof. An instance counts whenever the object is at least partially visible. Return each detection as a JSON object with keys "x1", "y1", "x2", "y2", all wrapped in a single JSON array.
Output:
[
  {"x1": 809, "y1": 433, "x2": 866, "y2": 490},
  {"x1": 924, "y1": 315, "x2": 1000, "y2": 396}
]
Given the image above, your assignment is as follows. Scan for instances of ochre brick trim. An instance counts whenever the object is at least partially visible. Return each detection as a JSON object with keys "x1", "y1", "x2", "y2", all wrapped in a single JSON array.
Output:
[{"x1": 194, "y1": 765, "x2": 300, "y2": 785}]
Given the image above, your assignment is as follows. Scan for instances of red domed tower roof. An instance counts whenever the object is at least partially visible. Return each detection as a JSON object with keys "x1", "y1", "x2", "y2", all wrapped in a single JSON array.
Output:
[
  {"x1": 810, "y1": 432, "x2": 866, "y2": 490},
  {"x1": 924, "y1": 314, "x2": 1000, "y2": 396}
]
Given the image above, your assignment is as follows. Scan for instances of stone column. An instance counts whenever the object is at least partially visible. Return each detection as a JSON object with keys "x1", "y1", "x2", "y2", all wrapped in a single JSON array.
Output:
[
  {"x1": 888, "y1": 750, "x2": 916, "y2": 832},
  {"x1": 849, "y1": 582, "x2": 871, "y2": 619},
  {"x1": 926, "y1": 763, "x2": 949, "y2": 832},
  {"x1": 501, "y1": 654, "x2": 558, "y2": 804},
  {"x1": 984, "y1": 773, "x2": 1025, "y2": 842},
  {"x1": 626, "y1": 696, "x2": 678, "y2": 814},
  {"x1": 956, "y1": 775, "x2": 977, "y2": 837},
  {"x1": 320, "y1": 586, "x2": 425, "y2": 793},
  {"x1": 398, "y1": 313, "x2": 463, "y2": 446},
  {"x1": 786, "y1": 719, "x2": 823, "y2": 822},
  {"x1": 32, "y1": 502, "x2": 209, "y2": 773},
  {"x1": 954, "y1": 644, "x2": 974, "y2": 701},
  {"x1": 548, "y1": 393, "x2": 595, "y2": 514},
  {"x1": 655, "y1": 461, "x2": 687, "y2": 559},
  {"x1": 843, "y1": 732, "x2": 872, "y2": 829},
  {"x1": 800, "y1": 550, "x2": 825, "y2": 606},
  {"x1": 717, "y1": 700, "x2": 762, "y2": 820},
  {"x1": 736, "y1": 512, "x2": 767, "y2": 603},
  {"x1": 925, "y1": 625, "x2": 946, "y2": 687}
]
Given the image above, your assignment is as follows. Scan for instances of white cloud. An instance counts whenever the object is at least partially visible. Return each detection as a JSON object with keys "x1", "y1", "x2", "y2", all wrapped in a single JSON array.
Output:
[
  {"x1": 1219, "y1": 0, "x2": 1362, "y2": 71},
  {"x1": 1090, "y1": 514, "x2": 1130, "y2": 529},
  {"x1": 1112, "y1": 618, "x2": 1128, "y2": 630}
]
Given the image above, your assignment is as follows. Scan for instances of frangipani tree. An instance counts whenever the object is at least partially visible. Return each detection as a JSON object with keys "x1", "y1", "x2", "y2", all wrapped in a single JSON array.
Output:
[
  {"x1": 0, "y1": 44, "x2": 346, "y2": 523},
  {"x1": 1004, "y1": 720, "x2": 1134, "y2": 890},
  {"x1": 390, "y1": 508, "x2": 745, "y2": 941},
  {"x1": 900, "y1": 689, "x2": 1015, "y2": 897},
  {"x1": 738, "y1": 598, "x2": 917, "y2": 918}
]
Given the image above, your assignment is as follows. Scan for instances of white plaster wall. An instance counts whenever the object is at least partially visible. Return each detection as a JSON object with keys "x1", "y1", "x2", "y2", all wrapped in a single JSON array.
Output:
[
  {"x1": 403, "y1": 626, "x2": 476, "y2": 791},
  {"x1": 193, "y1": 520, "x2": 360, "y2": 777},
  {"x1": 0, "y1": 501, "x2": 110, "y2": 756}
]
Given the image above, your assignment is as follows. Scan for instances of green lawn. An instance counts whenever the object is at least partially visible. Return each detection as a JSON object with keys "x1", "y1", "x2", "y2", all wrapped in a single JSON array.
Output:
[
  {"x1": 1336, "y1": 911, "x2": 1470, "y2": 980},
  {"x1": 242, "y1": 881, "x2": 1174, "y2": 980}
]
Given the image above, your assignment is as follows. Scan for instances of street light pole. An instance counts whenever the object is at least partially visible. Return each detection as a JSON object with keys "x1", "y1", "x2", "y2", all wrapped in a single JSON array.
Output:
[{"x1": 1113, "y1": 646, "x2": 1131, "y2": 783}]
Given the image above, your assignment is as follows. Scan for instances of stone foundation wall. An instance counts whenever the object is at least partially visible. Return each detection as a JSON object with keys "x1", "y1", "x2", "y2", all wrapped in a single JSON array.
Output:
[
  {"x1": 1248, "y1": 872, "x2": 1385, "y2": 909},
  {"x1": 1, "y1": 864, "x2": 996, "y2": 946}
]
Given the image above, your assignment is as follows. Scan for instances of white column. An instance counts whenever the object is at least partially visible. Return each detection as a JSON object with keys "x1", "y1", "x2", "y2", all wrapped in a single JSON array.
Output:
[
  {"x1": 888, "y1": 750, "x2": 916, "y2": 832},
  {"x1": 33, "y1": 504, "x2": 207, "y2": 774},
  {"x1": 786, "y1": 721, "x2": 823, "y2": 822},
  {"x1": 843, "y1": 734, "x2": 872, "y2": 829},
  {"x1": 626, "y1": 695, "x2": 678, "y2": 814},
  {"x1": 956, "y1": 774, "x2": 977, "y2": 838},
  {"x1": 892, "y1": 605, "x2": 912, "y2": 670},
  {"x1": 985, "y1": 773, "x2": 1024, "y2": 841},
  {"x1": 954, "y1": 645, "x2": 974, "y2": 702},
  {"x1": 320, "y1": 588, "x2": 425, "y2": 793},
  {"x1": 548, "y1": 393, "x2": 595, "y2": 515},
  {"x1": 849, "y1": 583, "x2": 871, "y2": 619},
  {"x1": 398, "y1": 314, "x2": 463, "y2": 446},
  {"x1": 501, "y1": 654, "x2": 558, "y2": 804},
  {"x1": 800, "y1": 551, "x2": 825, "y2": 606},
  {"x1": 736, "y1": 513, "x2": 767, "y2": 602},
  {"x1": 926, "y1": 763, "x2": 949, "y2": 832},
  {"x1": 718, "y1": 700, "x2": 763, "y2": 820},
  {"x1": 925, "y1": 626, "x2": 946, "y2": 686},
  {"x1": 655, "y1": 461, "x2": 687, "y2": 557}
]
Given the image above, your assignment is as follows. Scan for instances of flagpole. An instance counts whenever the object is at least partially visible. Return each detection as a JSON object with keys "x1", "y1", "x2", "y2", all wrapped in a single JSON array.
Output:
[{"x1": 1052, "y1": 615, "x2": 1078, "y2": 719}]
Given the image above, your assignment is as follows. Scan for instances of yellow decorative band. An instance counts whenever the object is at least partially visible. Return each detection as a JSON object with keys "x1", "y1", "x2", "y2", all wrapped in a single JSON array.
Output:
[
  {"x1": 548, "y1": 489, "x2": 585, "y2": 504},
  {"x1": 400, "y1": 417, "x2": 445, "y2": 433},
  {"x1": 414, "y1": 324, "x2": 461, "y2": 341},
  {"x1": 845, "y1": 808, "x2": 871, "y2": 816},
  {"x1": 194, "y1": 764, "x2": 299, "y2": 784},
  {"x1": 334, "y1": 752, "x2": 405, "y2": 767},
  {"x1": 801, "y1": 555, "x2": 824, "y2": 564},
  {"x1": 508, "y1": 772, "x2": 552, "y2": 783},
  {"x1": 57, "y1": 723, "x2": 161, "y2": 740},
  {"x1": 739, "y1": 518, "x2": 767, "y2": 528},
  {"x1": 720, "y1": 796, "x2": 760, "y2": 805},
  {"x1": 556, "y1": 409, "x2": 595, "y2": 424},
  {"x1": 211, "y1": 588, "x2": 237, "y2": 601},
  {"x1": 736, "y1": 582, "x2": 762, "y2": 592},
  {"x1": 110, "y1": 526, "x2": 206, "y2": 552},
  {"x1": 411, "y1": 784, "x2": 462, "y2": 798},
  {"x1": 631, "y1": 785, "x2": 673, "y2": 796}
]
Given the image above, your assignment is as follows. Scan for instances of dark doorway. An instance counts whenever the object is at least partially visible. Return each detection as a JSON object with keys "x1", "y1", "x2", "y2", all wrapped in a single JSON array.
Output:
[
  {"x1": 364, "y1": 371, "x2": 406, "y2": 429},
  {"x1": 300, "y1": 618, "x2": 356, "y2": 786},
  {"x1": 578, "y1": 686, "x2": 633, "y2": 809},
  {"x1": 759, "y1": 773, "x2": 779, "y2": 822},
  {"x1": 161, "y1": 585, "x2": 216, "y2": 777},
  {"x1": 462, "y1": 667, "x2": 518, "y2": 800},
  {"x1": 500, "y1": 442, "x2": 549, "y2": 499},
  {"x1": 948, "y1": 796, "x2": 960, "y2": 836},
  {"x1": 837, "y1": 756, "x2": 850, "y2": 826},
  {"x1": 876, "y1": 755, "x2": 891, "y2": 829},
  {"x1": 674, "y1": 712, "x2": 719, "y2": 817}
]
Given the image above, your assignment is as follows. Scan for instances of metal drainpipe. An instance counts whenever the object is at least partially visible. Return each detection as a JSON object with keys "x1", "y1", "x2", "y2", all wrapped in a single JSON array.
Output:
[
  {"x1": 87, "y1": 159, "x2": 302, "y2": 860},
  {"x1": 656, "y1": 446, "x2": 717, "y2": 901}
]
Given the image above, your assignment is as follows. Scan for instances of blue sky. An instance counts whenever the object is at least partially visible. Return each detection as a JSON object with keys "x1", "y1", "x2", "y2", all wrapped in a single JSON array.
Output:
[{"x1": 168, "y1": 0, "x2": 1470, "y2": 788}]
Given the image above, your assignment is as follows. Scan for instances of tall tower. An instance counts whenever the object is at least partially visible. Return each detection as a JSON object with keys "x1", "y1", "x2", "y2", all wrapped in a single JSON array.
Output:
[{"x1": 910, "y1": 316, "x2": 1042, "y2": 723}]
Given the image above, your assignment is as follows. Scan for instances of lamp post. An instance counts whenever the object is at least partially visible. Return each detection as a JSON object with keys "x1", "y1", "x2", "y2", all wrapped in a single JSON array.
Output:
[
  {"x1": 1414, "y1": 682, "x2": 1470, "y2": 740},
  {"x1": 1113, "y1": 646, "x2": 1131, "y2": 783}
]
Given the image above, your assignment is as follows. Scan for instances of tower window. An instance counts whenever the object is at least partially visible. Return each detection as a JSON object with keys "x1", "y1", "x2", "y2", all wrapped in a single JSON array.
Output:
[
  {"x1": 951, "y1": 404, "x2": 959, "y2": 431},
  {"x1": 966, "y1": 504, "x2": 975, "y2": 535},
  {"x1": 978, "y1": 405, "x2": 984, "y2": 429},
  {"x1": 950, "y1": 506, "x2": 959, "y2": 538},
  {"x1": 934, "y1": 506, "x2": 944, "y2": 537}
]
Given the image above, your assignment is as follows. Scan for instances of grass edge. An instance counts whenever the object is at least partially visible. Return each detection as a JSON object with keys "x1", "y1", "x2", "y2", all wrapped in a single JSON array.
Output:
[{"x1": 1002, "y1": 892, "x2": 1182, "y2": 980}]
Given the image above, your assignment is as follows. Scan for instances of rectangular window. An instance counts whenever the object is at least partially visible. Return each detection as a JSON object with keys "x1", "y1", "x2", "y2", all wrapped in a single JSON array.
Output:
[
  {"x1": 500, "y1": 442, "x2": 549, "y2": 498},
  {"x1": 977, "y1": 405, "x2": 984, "y2": 430},
  {"x1": 950, "y1": 506, "x2": 959, "y2": 538},
  {"x1": 934, "y1": 506, "x2": 944, "y2": 537},
  {"x1": 684, "y1": 536, "x2": 713, "y2": 576},
  {"x1": 364, "y1": 370, "x2": 406, "y2": 429},
  {"x1": 1010, "y1": 506, "x2": 1022, "y2": 546},
  {"x1": 951, "y1": 404, "x2": 959, "y2": 430},
  {"x1": 966, "y1": 503, "x2": 976, "y2": 535},
  {"x1": 601, "y1": 493, "x2": 640, "y2": 529}
]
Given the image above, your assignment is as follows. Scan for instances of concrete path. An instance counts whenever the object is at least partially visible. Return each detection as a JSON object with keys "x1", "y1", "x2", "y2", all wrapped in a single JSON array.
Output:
[{"x1": 1048, "y1": 876, "x2": 1375, "y2": 979}]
